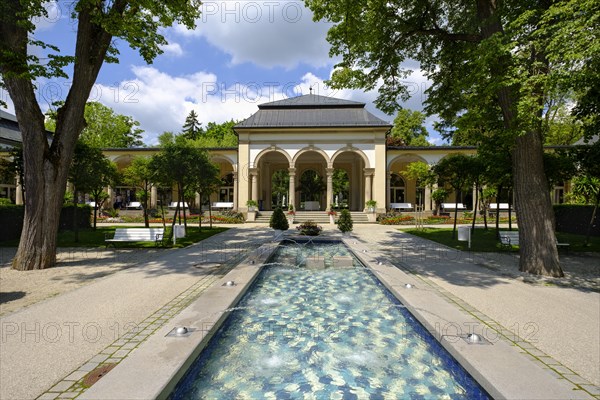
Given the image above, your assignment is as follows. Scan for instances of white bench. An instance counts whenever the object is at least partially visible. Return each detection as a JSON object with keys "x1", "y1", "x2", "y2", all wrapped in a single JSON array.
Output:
[
  {"x1": 499, "y1": 231, "x2": 519, "y2": 249},
  {"x1": 390, "y1": 202, "x2": 414, "y2": 211},
  {"x1": 442, "y1": 203, "x2": 466, "y2": 211},
  {"x1": 168, "y1": 202, "x2": 189, "y2": 209},
  {"x1": 105, "y1": 228, "x2": 164, "y2": 247},
  {"x1": 489, "y1": 203, "x2": 511, "y2": 211},
  {"x1": 500, "y1": 231, "x2": 570, "y2": 252},
  {"x1": 126, "y1": 201, "x2": 142, "y2": 209},
  {"x1": 212, "y1": 202, "x2": 234, "y2": 210}
]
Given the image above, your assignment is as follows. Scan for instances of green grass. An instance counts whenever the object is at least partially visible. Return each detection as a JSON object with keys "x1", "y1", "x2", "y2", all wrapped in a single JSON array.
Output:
[
  {"x1": 0, "y1": 226, "x2": 228, "y2": 248},
  {"x1": 403, "y1": 227, "x2": 600, "y2": 253}
]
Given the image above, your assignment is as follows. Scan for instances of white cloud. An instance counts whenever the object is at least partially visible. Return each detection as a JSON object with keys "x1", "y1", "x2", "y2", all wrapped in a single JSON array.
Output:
[
  {"x1": 159, "y1": 42, "x2": 184, "y2": 57},
  {"x1": 173, "y1": 1, "x2": 333, "y2": 69},
  {"x1": 92, "y1": 66, "x2": 284, "y2": 145}
]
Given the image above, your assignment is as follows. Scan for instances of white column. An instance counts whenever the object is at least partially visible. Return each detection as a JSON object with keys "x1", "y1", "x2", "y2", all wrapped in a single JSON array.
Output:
[
  {"x1": 364, "y1": 168, "x2": 374, "y2": 210},
  {"x1": 232, "y1": 172, "x2": 238, "y2": 210},
  {"x1": 250, "y1": 168, "x2": 258, "y2": 203},
  {"x1": 387, "y1": 172, "x2": 392, "y2": 210},
  {"x1": 15, "y1": 174, "x2": 23, "y2": 205},
  {"x1": 288, "y1": 167, "x2": 296, "y2": 210},
  {"x1": 151, "y1": 185, "x2": 157, "y2": 208},
  {"x1": 326, "y1": 168, "x2": 334, "y2": 210}
]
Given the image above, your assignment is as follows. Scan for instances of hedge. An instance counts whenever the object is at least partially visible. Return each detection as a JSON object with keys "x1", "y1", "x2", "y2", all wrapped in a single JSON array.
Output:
[
  {"x1": 554, "y1": 205, "x2": 599, "y2": 237},
  {"x1": 0, "y1": 205, "x2": 92, "y2": 242}
]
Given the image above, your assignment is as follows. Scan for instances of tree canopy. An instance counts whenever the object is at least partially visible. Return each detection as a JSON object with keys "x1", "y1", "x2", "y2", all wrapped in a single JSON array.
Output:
[
  {"x1": 388, "y1": 109, "x2": 430, "y2": 146},
  {"x1": 306, "y1": 0, "x2": 599, "y2": 277},
  {"x1": 1, "y1": 0, "x2": 201, "y2": 270},
  {"x1": 46, "y1": 102, "x2": 144, "y2": 148}
]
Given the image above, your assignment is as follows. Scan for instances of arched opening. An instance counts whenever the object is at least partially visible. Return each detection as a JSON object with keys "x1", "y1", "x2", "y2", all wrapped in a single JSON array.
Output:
[
  {"x1": 331, "y1": 151, "x2": 366, "y2": 211},
  {"x1": 332, "y1": 168, "x2": 349, "y2": 209},
  {"x1": 219, "y1": 173, "x2": 234, "y2": 203},
  {"x1": 299, "y1": 169, "x2": 325, "y2": 210},
  {"x1": 390, "y1": 174, "x2": 405, "y2": 203},
  {"x1": 388, "y1": 154, "x2": 429, "y2": 210},
  {"x1": 294, "y1": 150, "x2": 328, "y2": 211},
  {"x1": 271, "y1": 169, "x2": 290, "y2": 209},
  {"x1": 256, "y1": 150, "x2": 291, "y2": 211}
]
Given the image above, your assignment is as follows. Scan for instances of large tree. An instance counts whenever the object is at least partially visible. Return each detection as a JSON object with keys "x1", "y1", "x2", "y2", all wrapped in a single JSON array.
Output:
[
  {"x1": 389, "y1": 109, "x2": 430, "y2": 146},
  {"x1": 1, "y1": 0, "x2": 201, "y2": 270},
  {"x1": 69, "y1": 142, "x2": 118, "y2": 230},
  {"x1": 182, "y1": 110, "x2": 202, "y2": 140},
  {"x1": 46, "y1": 102, "x2": 144, "y2": 148},
  {"x1": 122, "y1": 156, "x2": 154, "y2": 228},
  {"x1": 307, "y1": 0, "x2": 598, "y2": 276}
]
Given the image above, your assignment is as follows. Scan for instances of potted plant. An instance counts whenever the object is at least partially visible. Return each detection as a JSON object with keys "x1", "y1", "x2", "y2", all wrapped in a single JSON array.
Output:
[
  {"x1": 365, "y1": 200, "x2": 377, "y2": 221},
  {"x1": 269, "y1": 207, "x2": 289, "y2": 235},
  {"x1": 365, "y1": 199, "x2": 377, "y2": 212},
  {"x1": 326, "y1": 208, "x2": 337, "y2": 224},
  {"x1": 431, "y1": 188, "x2": 448, "y2": 216},
  {"x1": 296, "y1": 220, "x2": 322, "y2": 236},
  {"x1": 246, "y1": 199, "x2": 258, "y2": 221},
  {"x1": 337, "y1": 209, "x2": 353, "y2": 234},
  {"x1": 287, "y1": 204, "x2": 295, "y2": 224}
]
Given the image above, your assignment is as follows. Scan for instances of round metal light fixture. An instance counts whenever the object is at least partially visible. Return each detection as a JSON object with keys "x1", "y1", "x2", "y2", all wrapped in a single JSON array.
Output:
[
  {"x1": 467, "y1": 333, "x2": 481, "y2": 343},
  {"x1": 175, "y1": 327, "x2": 188, "y2": 335}
]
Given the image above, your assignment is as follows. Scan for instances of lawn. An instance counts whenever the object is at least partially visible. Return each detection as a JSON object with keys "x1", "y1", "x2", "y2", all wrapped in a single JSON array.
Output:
[
  {"x1": 403, "y1": 227, "x2": 600, "y2": 253},
  {"x1": 0, "y1": 226, "x2": 228, "y2": 248}
]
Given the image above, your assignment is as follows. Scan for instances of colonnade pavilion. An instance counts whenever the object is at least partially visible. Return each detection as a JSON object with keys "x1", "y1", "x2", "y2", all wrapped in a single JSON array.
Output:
[{"x1": 1, "y1": 95, "x2": 567, "y2": 213}]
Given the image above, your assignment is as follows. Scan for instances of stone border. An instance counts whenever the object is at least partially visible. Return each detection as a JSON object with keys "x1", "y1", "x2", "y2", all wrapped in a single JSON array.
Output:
[
  {"x1": 76, "y1": 242, "x2": 278, "y2": 400},
  {"x1": 344, "y1": 237, "x2": 598, "y2": 399}
]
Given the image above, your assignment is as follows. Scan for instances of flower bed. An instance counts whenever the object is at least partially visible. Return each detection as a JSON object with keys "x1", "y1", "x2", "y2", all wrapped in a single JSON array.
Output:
[{"x1": 296, "y1": 220, "x2": 322, "y2": 236}]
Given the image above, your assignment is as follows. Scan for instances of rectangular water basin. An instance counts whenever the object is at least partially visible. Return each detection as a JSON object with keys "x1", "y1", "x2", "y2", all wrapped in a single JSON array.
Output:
[{"x1": 170, "y1": 240, "x2": 489, "y2": 399}]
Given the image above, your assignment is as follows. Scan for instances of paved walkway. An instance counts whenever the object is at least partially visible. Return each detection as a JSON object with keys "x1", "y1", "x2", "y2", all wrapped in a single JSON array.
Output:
[{"x1": 0, "y1": 223, "x2": 598, "y2": 399}]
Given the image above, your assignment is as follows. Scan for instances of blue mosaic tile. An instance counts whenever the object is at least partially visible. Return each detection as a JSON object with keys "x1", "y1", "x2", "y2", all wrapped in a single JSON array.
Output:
[{"x1": 171, "y1": 242, "x2": 490, "y2": 399}]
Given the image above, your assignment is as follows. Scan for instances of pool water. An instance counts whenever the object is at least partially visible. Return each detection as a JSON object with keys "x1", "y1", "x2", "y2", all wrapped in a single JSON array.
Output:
[{"x1": 172, "y1": 241, "x2": 489, "y2": 399}]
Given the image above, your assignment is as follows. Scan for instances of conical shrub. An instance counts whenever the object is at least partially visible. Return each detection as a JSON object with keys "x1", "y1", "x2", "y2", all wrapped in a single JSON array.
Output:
[
  {"x1": 337, "y1": 209, "x2": 353, "y2": 233},
  {"x1": 269, "y1": 207, "x2": 289, "y2": 230}
]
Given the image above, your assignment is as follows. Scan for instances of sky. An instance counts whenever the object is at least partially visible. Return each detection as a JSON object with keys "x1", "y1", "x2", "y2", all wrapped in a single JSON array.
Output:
[{"x1": 2, "y1": 0, "x2": 442, "y2": 146}]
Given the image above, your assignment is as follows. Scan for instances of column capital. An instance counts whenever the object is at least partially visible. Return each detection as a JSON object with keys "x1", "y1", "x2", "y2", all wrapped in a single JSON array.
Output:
[
  {"x1": 288, "y1": 167, "x2": 296, "y2": 174},
  {"x1": 249, "y1": 168, "x2": 259, "y2": 177},
  {"x1": 326, "y1": 167, "x2": 335, "y2": 176},
  {"x1": 363, "y1": 168, "x2": 375, "y2": 176}
]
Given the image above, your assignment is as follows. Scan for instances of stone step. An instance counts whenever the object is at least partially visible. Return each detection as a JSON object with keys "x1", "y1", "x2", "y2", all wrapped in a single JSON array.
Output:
[{"x1": 254, "y1": 211, "x2": 371, "y2": 224}]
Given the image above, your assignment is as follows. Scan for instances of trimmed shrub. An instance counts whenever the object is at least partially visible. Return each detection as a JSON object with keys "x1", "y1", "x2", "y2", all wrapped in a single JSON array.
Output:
[
  {"x1": 338, "y1": 209, "x2": 353, "y2": 233},
  {"x1": 0, "y1": 205, "x2": 92, "y2": 242},
  {"x1": 296, "y1": 220, "x2": 322, "y2": 236},
  {"x1": 554, "y1": 205, "x2": 599, "y2": 236},
  {"x1": 269, "y1": 207, "x2": 289, "y2": 230}
]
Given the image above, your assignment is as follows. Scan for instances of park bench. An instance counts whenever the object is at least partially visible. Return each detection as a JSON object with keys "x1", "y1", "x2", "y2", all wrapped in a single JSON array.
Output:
[
  {"x1": 499, "y1": 231, "x2": 570, "y2": 252},
  {"x1": 168, "y1": 202, "x2": 189, "y2": 209},
  {"x1": 442, "y1": 203, "x2": 466, "y2": 211},
  {"x1": 105, "y1": 228, "x2": 164, "y2": 247},
  {"x1": 499, "y1": 231, "x2": 519, "y2": 249},
  {"x1": 489, "y1": 203, "x2": 512, "y2": 217},
  {"x1": 212, "y1": 202, "x2": 234, "y2": 210},
  {"x1": 126, "y1": 201, "x2": 142, "y2": 209},
  {"x1": 390, "y1": 202, "x2": 414, "y2": 211}
]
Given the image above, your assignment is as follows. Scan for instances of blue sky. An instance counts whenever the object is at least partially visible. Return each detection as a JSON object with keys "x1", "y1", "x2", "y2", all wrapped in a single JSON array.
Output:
[{"x1": 5, "y1": 0, "x2": 441, "y2": 145}]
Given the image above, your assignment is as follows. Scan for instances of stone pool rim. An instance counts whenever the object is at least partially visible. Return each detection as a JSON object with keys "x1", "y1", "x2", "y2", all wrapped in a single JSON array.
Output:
[{"x1": 78, "y1": 237, "x2": 591, "y2": 400}]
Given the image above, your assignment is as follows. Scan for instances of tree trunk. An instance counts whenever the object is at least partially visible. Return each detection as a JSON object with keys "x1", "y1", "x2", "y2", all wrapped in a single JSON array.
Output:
[
  {"x1": 73, "y1": 190, "x2": 79, "y2": 242},
  {"x1": 2, "y1": 1, "x2": 113, "y2": 270},
  {"x1": 452, "y1": 190, "x2": 459, "y2": 239},
  {"x1": 513, "y1": 132, "x2": 563, "y2": 277},
  {"x1": 495, "y1": 186, "x2": 502, "y2": 236},
  {"x1": 471, "y1": 185, "x2": 479, "y2": 232},
  {"x1": 475, "y1": 0, "x2": 562, "y2": 277}
]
